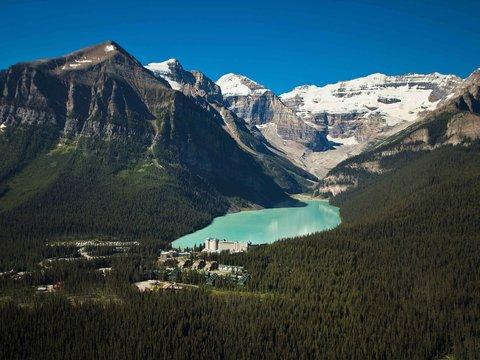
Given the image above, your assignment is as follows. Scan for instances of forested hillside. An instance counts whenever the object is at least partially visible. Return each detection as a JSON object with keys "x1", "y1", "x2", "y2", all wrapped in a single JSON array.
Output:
[{"x1": 1, "y1": 138, "x2": 479, "y2": 359}]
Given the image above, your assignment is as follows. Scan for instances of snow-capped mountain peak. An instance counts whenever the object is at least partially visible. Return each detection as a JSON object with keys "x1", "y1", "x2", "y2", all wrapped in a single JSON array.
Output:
[
  {"x1": 145, "y1": 59, "x2": 183, "y2": 90},
  {"x1": 216, "y1": 73, "x2": 268, "y2": 97},
  {"x1": 280, "y1": 72, "x2": 462, "y2": 126},
  {"x1": 146, "y1": 58, "x2": 182, "y2": 74}
]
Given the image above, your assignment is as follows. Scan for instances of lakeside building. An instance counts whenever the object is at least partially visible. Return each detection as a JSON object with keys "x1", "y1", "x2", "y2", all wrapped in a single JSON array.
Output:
[{"x1": 203, "y1": 238, "x2": 254, "y2": 253}]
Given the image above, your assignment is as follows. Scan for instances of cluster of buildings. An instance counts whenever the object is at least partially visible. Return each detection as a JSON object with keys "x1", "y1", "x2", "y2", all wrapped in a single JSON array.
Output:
[
  {"x1": 151, "y1": 237, "x2": 253, "y2": 289},
  {"x1": 159, "y1": 249, "x2": 190, "y2": 262},
  {"x1": 158, "y1": 250, "x2": 218, "y2": 271},
  {"x1": 158, "y1": 249, "x2": 246, "y2": 274}
]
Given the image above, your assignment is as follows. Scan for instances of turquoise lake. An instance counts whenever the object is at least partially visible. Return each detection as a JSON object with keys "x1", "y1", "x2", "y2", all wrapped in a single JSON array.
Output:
[{"x1": 172, "y1": 200, "x2": 341, "y2": 249}]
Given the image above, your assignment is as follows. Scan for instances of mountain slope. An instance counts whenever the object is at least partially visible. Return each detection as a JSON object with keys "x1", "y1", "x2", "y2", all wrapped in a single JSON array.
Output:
[
  {"x1": 316, "y1": 69, "x2": 480, "y2": 197},
  {"x1": 226, "y1": 129, "x2": 480, "y2": 359},
  {"x1": 146, "y1": 60, "x2": 317, "y2": 192},
  {"x1": 0, "y1": 41, "x2": 294, "y2": 242},
  {"x1": 215, "y1": 73, "x2": 331, "y2": 175},
  {"x1": 276, "y1": 72, "x2": 462, "y2": 176}
]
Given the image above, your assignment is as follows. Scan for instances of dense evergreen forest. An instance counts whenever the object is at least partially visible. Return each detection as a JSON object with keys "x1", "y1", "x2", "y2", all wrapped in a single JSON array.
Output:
[
  {"x1": 0, "y1": 144, "x2": 230, "y2": 270},
  {"x1": 1, "y1": 142, "x2": 480, "y2": 359}
]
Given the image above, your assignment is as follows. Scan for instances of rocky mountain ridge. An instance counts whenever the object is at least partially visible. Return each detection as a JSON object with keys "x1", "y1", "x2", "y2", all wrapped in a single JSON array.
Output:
[
  {"x1": 146, "y1": 59, "x2": 225, "y2": 106},
  {"x1": 211, "y1": 71, "x2": 466, "y2": 177}
]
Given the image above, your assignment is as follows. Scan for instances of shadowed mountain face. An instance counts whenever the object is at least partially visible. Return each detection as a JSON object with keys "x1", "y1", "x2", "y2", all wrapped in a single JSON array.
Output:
[
  {"x1": 315, "y1": 69, "x2": 480, "y2": 197},
  {"x1": 146, "y1": 59, "x2": 317, "y2": 193},
  {"x1": 0, "y1": 41, "x2": 299, "y2": 241}
]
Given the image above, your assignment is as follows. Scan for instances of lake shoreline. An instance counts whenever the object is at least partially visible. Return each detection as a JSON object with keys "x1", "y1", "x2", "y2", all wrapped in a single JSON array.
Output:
[
  {"x1": 227, "y1": 193, "x2": 325, "y2": 214},
  {"x1": 173, "y1": 200, "x2": 341, "y2": 250}
]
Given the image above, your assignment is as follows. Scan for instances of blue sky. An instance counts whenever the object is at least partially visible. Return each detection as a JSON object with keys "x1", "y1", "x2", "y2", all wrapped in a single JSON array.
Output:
[{"x1": 1, "y1": 0, "x2": 479, "y2": 93}]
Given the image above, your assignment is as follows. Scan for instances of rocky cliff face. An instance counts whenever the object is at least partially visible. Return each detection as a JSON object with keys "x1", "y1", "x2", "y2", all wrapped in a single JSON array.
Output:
[
  {"x1": 314, "y1": 70, "x2": 480, "y2": 197},
  {"x1": 216, "y1": 73, "x2": 286, "y2": 125},
  {"x1": 146, "y1": 59, "x2": 225, "y2": 107},
  {"x1": 0, "y1": 41, "x2": 170, "y2": 174},
  {"x1": 216, "y1": 74, "x2": 330, "y2": 151}
]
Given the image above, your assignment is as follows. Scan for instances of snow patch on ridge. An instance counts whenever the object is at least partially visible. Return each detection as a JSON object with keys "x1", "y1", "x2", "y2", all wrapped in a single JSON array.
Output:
[
  {"x1": 145, "y1": 59, "x2": 179, "y2": 75},
  {"x1": 105, "y1": 44, "x2": 116, "y2": 52},
  {"x1": 216, "y1": 73, "x2": 267, "y2": 97},
  {"x1": 61, "y1": 57, "x2": 96, "y2": 70},
  {"x1": 253, "y1": 88, "x2": 268, "y2": 95},
  {"x1": 145, "y1": 59, "x2": 182, "y2": 90},
  {"x1": 75, "y1": 59, "x2": 93, "y2": 64},
  {"x1": 327, "y1": 135, "x2": 358, "y2": 146}
]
